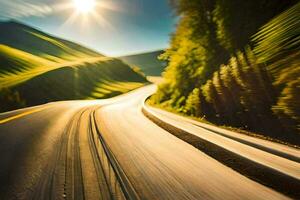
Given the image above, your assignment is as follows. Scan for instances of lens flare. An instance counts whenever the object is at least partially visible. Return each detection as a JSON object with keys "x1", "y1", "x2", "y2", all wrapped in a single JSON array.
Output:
[{"x1": 73, "y1": 0, "x2": 96, "y2": 13}]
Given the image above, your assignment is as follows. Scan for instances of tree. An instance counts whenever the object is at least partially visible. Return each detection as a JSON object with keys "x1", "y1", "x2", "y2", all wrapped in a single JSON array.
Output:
[
  {"x1": 202, "y1": 80, "x2": 223, "y2": 122},
  {"x1": 185, "y1": 88, "x2": 202, "y2": 117},
  {"x1": 160, "y1": 0, "x2": 229, "y2": 108},
  {"x1": 273, "y1": 79, "x2": 300, "y2": 133},
  {"x1": 153, "y1": 0, "x2": 299, "y2": 140},
  {"x1": 219, "y1": 64, "x2": 244, "y2": 125}
]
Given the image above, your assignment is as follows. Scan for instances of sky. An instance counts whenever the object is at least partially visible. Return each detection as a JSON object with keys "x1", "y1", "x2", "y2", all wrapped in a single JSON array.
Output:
[{"x1": 0, "y1": 0, "x2": 177, "y2": 56}]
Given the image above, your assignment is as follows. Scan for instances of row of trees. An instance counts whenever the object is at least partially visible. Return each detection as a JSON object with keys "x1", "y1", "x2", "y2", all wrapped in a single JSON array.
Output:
[
  {"x1": 151, "y1": 0, "x2": 299, "y2": 142},
  {"x1": 186, "y1": 50, "x2": 279, "y2": 133}
]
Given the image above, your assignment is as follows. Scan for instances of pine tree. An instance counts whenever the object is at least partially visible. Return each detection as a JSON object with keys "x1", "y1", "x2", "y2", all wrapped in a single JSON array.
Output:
[
  {"x1": 219, "y1": 64, "x2": 244, "y2": 126},
  {"x1": 202, "y1": 79, "x2": 223, "y2": 123},
  {"x1": 185, "y1": 88, "x2": 202, "y2": 117}
]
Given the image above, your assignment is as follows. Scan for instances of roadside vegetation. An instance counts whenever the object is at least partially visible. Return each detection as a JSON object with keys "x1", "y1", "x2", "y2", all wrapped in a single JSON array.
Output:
[
  {"x1": 149, "y1": 0, "x2": 300, "y2": 144},
  {"x1": 0, "y1": 21, "x2": 148, "y2": 112}
]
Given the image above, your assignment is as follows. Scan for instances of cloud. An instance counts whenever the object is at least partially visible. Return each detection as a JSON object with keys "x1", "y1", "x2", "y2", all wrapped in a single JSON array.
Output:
[{"x1": 0, "y1": 0, "x2": 53, "y2": 20}]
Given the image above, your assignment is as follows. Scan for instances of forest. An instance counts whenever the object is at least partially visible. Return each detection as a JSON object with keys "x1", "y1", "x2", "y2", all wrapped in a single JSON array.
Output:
[{"x1": 150, "y1": 0, "x2": 300, "y2": 144}]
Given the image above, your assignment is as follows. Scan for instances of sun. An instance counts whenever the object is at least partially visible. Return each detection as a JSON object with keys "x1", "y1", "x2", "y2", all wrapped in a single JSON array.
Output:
[{"x1": 73, "y1": 0, "x2": 96, "y2": 13}]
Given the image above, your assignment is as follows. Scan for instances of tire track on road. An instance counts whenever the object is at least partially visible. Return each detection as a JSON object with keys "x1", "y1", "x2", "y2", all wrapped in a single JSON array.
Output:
[
  {"x1": 31, "y1": 108, "x2": 88, "y2": 200},
  {"x1": 65, "y1": 109, "x2": 87, "y2": 200}
]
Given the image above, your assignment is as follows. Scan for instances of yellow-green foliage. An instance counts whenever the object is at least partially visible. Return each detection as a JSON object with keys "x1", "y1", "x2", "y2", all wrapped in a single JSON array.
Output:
[
  {"x1": 253, "y1": 2, "x2": 300, "y2": 133},
  {"x1": 253, "y1": 2, "x2": 300, "y2": 65},
  {"x1": 272, "y1": 79, "x2": 300, "y2": 131},
  {"x1": 184, "y1": 88, "x2": 201, "y2": 116},
  {"x1": 152, "y1": 0, "x2": 299, "y2": 142}
]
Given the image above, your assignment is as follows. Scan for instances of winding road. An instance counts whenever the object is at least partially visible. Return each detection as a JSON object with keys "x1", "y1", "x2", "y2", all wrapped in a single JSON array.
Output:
[{"x1": 0, "y1": 85, "x2": 299, "y2": 200}]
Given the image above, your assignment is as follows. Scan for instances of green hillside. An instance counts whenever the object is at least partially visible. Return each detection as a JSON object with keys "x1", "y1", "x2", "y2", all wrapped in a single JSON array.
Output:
[
  {"x1": 0, "y1": 21, "x2": 147, "y2": 111},
  {"x1": 119, "y1": 50, "x2": 166, "y2": 76},
  {"x1": 0, "y1": 21, "x2": 100, "y2": 60}
]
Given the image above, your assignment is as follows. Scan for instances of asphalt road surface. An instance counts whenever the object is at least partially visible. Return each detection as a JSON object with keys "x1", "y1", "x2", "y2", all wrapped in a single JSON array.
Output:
[{"x1": 0, "y1": 85, "x2": 299, "y2": 200}]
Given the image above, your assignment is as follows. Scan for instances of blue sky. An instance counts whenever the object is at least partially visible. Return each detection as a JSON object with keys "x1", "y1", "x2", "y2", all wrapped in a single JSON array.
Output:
[{"x1": 0, "y1": 0, "x2": 176, "y2": 56}]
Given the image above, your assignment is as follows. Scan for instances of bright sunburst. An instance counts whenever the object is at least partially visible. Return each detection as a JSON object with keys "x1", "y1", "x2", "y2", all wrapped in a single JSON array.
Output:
[
  {"x1": 55, "y1": 0, "x2": 120, "y2": 29},
  {"x1": 73, "y1": 0, "x2": 96, "y2": 13}
]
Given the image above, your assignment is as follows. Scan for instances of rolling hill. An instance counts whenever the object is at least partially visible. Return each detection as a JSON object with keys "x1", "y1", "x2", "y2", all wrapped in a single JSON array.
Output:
[
  {"x1": 119, "y1": 50, "x2": 166, "y2": 76},
  {"x1": 0, "y1": 21, "x2": 100, "y2": 60},
  {"x1": 0, "y1": 21, "x2": 148, "y2": 111}
]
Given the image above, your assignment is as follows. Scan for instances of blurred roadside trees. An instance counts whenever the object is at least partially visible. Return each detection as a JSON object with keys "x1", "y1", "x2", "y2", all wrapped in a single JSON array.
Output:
[{"x1": 151, "y1": 1, "x2": 299, "y2": 142}]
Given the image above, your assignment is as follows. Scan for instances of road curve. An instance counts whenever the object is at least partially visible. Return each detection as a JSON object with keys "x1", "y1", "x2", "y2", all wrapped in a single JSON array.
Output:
[{"x1": 0, "y1": 84, "x2": 298, "y2": 199}]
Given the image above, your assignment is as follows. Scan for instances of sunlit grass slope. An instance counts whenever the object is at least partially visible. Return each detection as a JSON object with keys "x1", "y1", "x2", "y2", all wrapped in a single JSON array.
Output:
[
  {"x1": 0, "y1": 44, "x2": 111, "y2": 88},
  {"x1": 0, "y1": 21, "x2": 147, "y2": 108},
  {"x1": 0, "y1": 21, "x2": 100, "y2": 60},
  {"x1": 119, "y1": 50, "x2": 166, "y2": 76},
  {"x1": 14, "y1": 60, "x2": 146, "y2": 106}
]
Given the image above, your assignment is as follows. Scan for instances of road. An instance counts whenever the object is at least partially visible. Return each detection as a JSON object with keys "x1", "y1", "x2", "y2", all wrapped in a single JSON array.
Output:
[{"x1": 0, "y1": 84, "x2": 299, "y2": 200}]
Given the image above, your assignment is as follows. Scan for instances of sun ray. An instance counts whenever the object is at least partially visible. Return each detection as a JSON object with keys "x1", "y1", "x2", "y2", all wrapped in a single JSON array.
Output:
[
  {"x1": 54, "y1": 0, "x2": 122, "y2": 29},
  {"x1": 90, "y1": 11, "x2": 113, "y2": 29},
  {"x1": 59, "y1": 11, "x2": 80, "y2": 29},
  {"x1": 96, "y1": 1, "x2": 123, "y2": 12},
  {"x1": 51, "y1": 2, "x2": 74, "y2": 13}
]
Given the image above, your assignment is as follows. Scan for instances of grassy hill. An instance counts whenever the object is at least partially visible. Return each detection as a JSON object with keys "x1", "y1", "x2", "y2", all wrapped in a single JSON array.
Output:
[
  {"x1": 0, "y1": 21, "x2": 147, "y2": 111},
  {"x1": 0, "y1": 21, "x2": 100, "y2": 60},
  {"x1": 119, "y1": 50, "x2": 166, "y2": 76}
]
